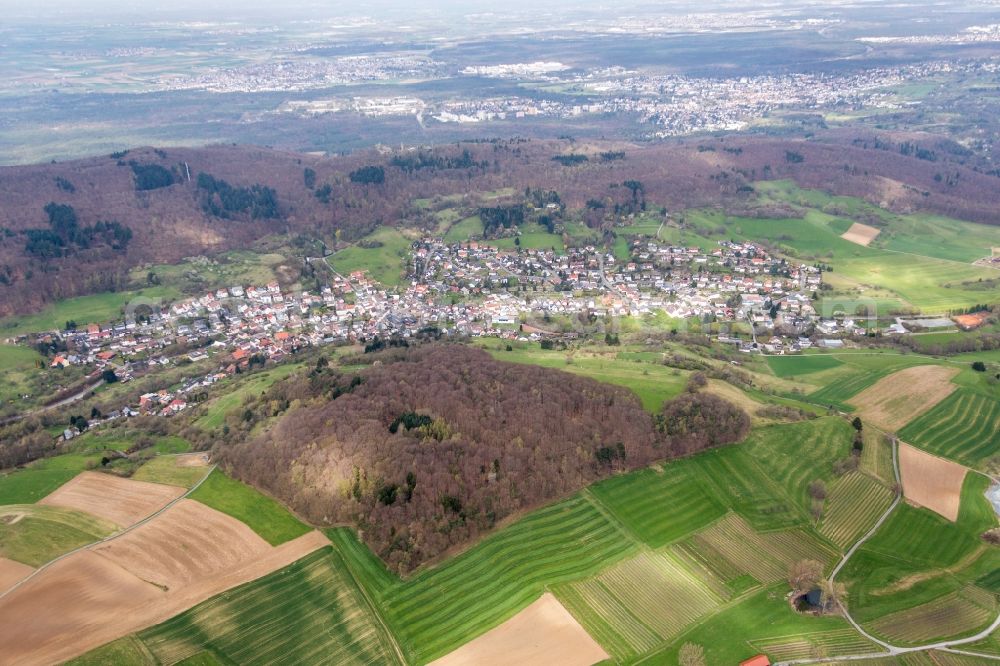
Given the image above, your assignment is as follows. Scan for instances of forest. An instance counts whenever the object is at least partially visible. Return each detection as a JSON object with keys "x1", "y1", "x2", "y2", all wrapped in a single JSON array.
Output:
[
  {"x1": 216, "y1": 344, "x2": 749, "y2": 572},
  {"x1": 2, "y1": 132, "x2": 1000, "y2": 315}
]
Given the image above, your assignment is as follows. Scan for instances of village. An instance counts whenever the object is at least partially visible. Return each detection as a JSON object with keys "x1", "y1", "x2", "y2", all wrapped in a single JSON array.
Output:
[{"x1": 23, "y1": 234, "x2": 866, "y2": 433}]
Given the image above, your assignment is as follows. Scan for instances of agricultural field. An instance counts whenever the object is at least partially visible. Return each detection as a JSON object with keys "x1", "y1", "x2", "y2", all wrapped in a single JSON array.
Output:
[
  {"x1": 430, "y1": 593, "x2": 608, "y2": 666},
  {"x1": 328, "y1": 227, "x2": 413, "y2": 286},
  {"x1": 766, "y1": 353, "x2": 844, "y2": 378},
  {"x1": 743, "y1": 417, "x2": 854, "y2": 516},
  {"x1": 899, "y1": 388, "x2": 1000, "y2": 466},
  {"x1": 555, "y1": 550, "x2": 723, "y2": 661},
  {"x1": 842, "y1": 474, "x2": 996, "y2": 626},
  {"x1": 131, "y1": 454, "x2": 211, "y2": 489},
  {"x1": 680, "y1": 513, "x2": 837, "y2": 586},
  {"x1": 187, "y1": 470, "x2": 311, "y2": 546},
  {"x1": 867, "y1": 585, "x2": 997, "y2": 645},
  {"x1": 819, "y1": 471, "x2": 896, "y2": 549},
  {"x1": 38, "y1": 471, "x2": 184, "y2": 528},
  {"x1": 376, "y1": 494, "x2": 636, "y2": 665},
  {"x1": 477, "y1": 339, "x2": 689, "y2": 411},
  {"x1": 135, "y1": 546, "x2": 400, "y2": 665},
  {"x1": 848, "y1": 365, "x2": 959, "y2": 432},
  {"x1": 898, "y1": 443, "x2": 967, "y2": 521},
  {"x1": 645, "y1": 583, "x2": 868, "y2": 665},
  {"x1": 0, "y1": 503, "x2": 117, "y2": 566},
  {"x1": 587, "y1": 458, "x2": 727, "y2": 548}
]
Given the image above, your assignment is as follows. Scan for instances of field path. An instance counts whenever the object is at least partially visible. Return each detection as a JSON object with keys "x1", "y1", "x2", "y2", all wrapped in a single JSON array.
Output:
[
  {"x1": 779, "y1": 439, "x2": 1000, "y2": 664},
  {"x1": 0, "y1": 464, "x2": 216, "y2": 602}
]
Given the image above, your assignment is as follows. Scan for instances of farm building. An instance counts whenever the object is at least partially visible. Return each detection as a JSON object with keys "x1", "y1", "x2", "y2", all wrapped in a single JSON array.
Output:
[{"x1": 740, "y1": 655, "x2": 771, "y2": 666}]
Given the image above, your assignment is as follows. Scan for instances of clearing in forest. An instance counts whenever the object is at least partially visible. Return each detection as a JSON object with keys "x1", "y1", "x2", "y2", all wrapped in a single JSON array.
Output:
[
  {"x1": 848, "y1": 365, "x2": 959, "y2": 432},
  {"x1": 898, "y1": 443, "x2": 967, "y2": 521},
  {"x1": 429, "y1": 593, "x2": 609, "y2": 666}
]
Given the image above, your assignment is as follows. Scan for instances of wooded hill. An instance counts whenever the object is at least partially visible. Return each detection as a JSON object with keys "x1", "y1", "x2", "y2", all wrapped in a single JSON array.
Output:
[
  {"x1": 2, "y1": 131, "x2": 999, "y2": 315},
  {"x1": 216, "y1": 345, "x2": 749, "y2": 573}
]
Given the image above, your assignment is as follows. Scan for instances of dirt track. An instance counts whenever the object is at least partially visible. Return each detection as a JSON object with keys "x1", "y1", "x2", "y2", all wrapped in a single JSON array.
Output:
[
  {"x1": 38, "y1": 471, "x2": 185, "y2": 528},
  {"x1": 898, "y1": 443, "x2": 967, "y2": 521},
  {"x1": 849, "y1": 365, "x2": 959, "y2": 432},
  {"x1": 429, "y1": 593, "x2": 610, "y2": 666},
  {"x1": 0, "y1": 499, "x2": 330, "y2": 665}
]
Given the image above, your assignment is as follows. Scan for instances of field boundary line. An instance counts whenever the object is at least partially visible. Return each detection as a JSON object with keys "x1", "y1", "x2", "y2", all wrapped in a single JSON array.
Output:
[
  {"x1": 0, "y1": 463, "x2": 217, "y2": 602},
  {"x1": 333, "y1": 541, "x2": 407, "y2": 665},
  {"x1": 580, "y1": 488, "x2": 644, "y2": 547}
]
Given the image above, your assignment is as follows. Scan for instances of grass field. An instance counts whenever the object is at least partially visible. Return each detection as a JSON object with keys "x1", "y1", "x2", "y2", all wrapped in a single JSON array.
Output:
[
  {"x1": 478, "y1": 340, "x2": 689, "y2": 411},
  {"x1": 131, "y1": 456, "x2": 209, "y2": 489},
  {"x1": 373, "y1": 494, "x2": 636, "y2": 664},
  {"x1": 695, "y1": 445, "x2": 804, "y2": 529},
  {"x1": 899, "y1": 388, "x2": 1000, "y2": 466},
  {"x1": 0, "y1": 504, "x2": 117, "y2": 566},
  {"x1": 66, "y1": 635, "x2": 154, "y2": 666},
  {"x1": 188, "y1": 470, "x2": 311, "y2": 546},
  {"x1": 743, "y1": 417, "x2": 854, "y2": 517},
  {"x1": 647, "y1": 583, "x2": 865, "y2": 665},
  {"x1": 0, "y1": 286, "x2": 181, "y2": 336},
  {"x1": 137, "y1": 547, "x2": 401, "y2": 665},
  {"x1": 194, "y1": 363, "x2": 302, "y2": 430},
  {"x1": 0, "y1": 344, "x2": 44, "y2": 405},
  {"x1": 588, "y1": 458, "x2": 727, "y2": 548},
  {"x1": 819, "y1": 471, "x2": 895, "y2": 549},
  {"x1": 767, "y1": 354, "x2": 844, "y2": 378},
  {"x1": 328, "y1": 227, "x2": 412, "y2": 286},
  {"x1": 843, "y1": 474, "x2": 996, "y2": 625},
  {"x1": 442, "y1": 215, "x2": 482, "y2": 243},
  {"x1": 0, "y1": 446, "x2": 114, "y2": 505}
]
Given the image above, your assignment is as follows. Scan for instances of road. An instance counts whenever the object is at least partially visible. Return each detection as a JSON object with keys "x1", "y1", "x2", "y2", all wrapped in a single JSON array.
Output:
[{"x1": 777, "y1": 439, "x2": 1000, "y2": 664}]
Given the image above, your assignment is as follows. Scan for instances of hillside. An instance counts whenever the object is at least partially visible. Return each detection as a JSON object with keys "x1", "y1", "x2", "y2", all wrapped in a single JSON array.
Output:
[
  {"x1": 2, "y1": 133, "x2": 1000, "y2": 316},
  {"x1": 215, "y1": 345, "x2": 747, "y2": 572}
]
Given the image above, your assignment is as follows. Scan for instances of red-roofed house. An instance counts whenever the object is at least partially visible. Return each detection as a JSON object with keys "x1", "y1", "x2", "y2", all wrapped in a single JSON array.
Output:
[{"x1": 740, "y1": 655, "x2": 770, "y2": 666}]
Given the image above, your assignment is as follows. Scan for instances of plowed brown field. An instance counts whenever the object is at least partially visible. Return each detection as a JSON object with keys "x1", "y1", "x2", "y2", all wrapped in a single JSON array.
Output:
[
  {"x1": 0, "y1": 558, "x2": 33, "y2": 594},
  {"x1": 848, "y1": 365, "x2": 959, "y2": 432},
  {"x1": 898, "y1": 442, "x2": 967, "y2": 521},
  {"x1": 38, "y1": 471, "x2": 184, "y2": 528},
  {"x1": 429, "y1": 593, "x2": 609, "y2": 666},
  {"x1": 0, "y1": 499, "x2": 329, "y2": 665}
]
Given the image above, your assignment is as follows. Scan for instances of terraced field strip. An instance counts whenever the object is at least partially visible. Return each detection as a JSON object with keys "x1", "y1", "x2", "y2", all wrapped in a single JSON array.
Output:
[
  {"x1": 688, "y1": 514, "x2": 786, "y2": 583},
  {"x1": 745, "y1": 417, "x2": 852, "y2": 515},
  {"x1": 867, "y1": 585, "x2": 997, "y2": 645},
  {"x1": 860, "y1": 431, "x2": 895, "y2": 484},
  {"x1": 696, "y1": 447, "x2": 803, "y2": 529},
  {"x1": 555, "y1": 581, "x2": 661, "y2": 660},
  {"x1": 761, "y1": 529, "x2": 840, "y2": 570},
  {"x1": 588, "y1": 460, "x2": 727, "y2": 547},
  {"x1": 899, "y1": 389, "x2": 1000, "y2": 465},
  {"x1": 666, "y1": 544, "x2": 734, "y2": 600},
  {"x1": 138, "y1": 547, "x2": 400, "y2": 666},
  {"x1": 594, "y1": 550, "x2": 723, "y2": 640},
  {"x1": 750, "y1": 628, "x2": 879, "y2": 660},
  {"x1": 381, "y1": 494, "x2": 636, "y2": 665},
  {"x1": 820, "y1": 472, "x2": 896, "y2": 549},
  {"x1": 808, "y1": 369, "x2": 890, "y2": 409}
]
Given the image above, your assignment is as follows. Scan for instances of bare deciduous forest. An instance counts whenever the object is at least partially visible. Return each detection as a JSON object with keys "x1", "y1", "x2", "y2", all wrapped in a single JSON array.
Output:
[{"x1": 216, "y1": 345, "x2": 749, "y2": 572}]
